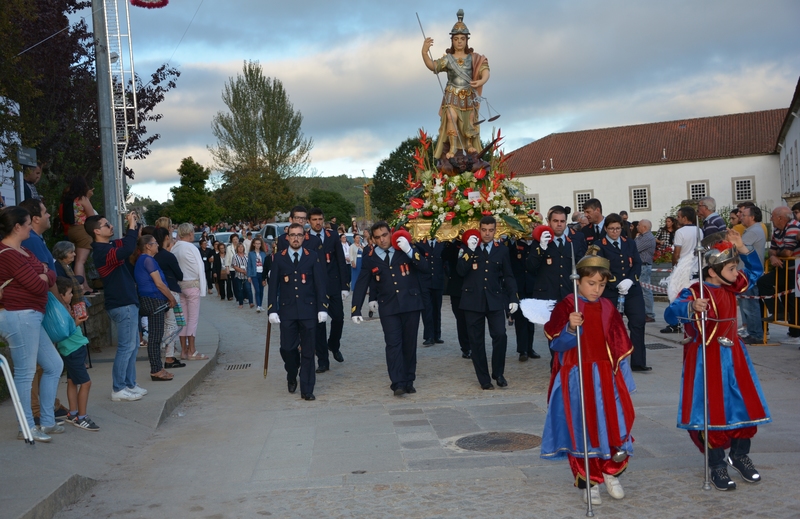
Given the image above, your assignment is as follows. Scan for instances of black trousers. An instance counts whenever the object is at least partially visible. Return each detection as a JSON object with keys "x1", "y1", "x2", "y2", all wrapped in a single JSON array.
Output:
[
  {"x1": 139, "y1": 296, "x2": 167, "y2": 374},
  {"x1": 421, "y1": 287, "x2": 443, "y2": 340},
  {"x1": 605, "y1": 285, "x2": 647, "y2": 367},
  {"x1": 380, "y1": 311, "x2": 420, "y2": 391},
  {"x1": 217, "y1": 276, "x2": 232, "y2": 300},
  {"x1": 230, "y1": 270, "x2": 240, "y2": 300},
  {"x1": 513, "y1": 306, "x2": 536, "y2": 355},
  {"x1": 464, "y1": 309, "x2": 507, "y2": 386},
  {"x1": 279, "y1": 318, "x2": 316, "y2": 395},
  {"x1": 316, "y1": 294, "x2": 344, "y2": 369},
  {"x1": 449, "y1": 296, "x2": 470, "y2": 352}
]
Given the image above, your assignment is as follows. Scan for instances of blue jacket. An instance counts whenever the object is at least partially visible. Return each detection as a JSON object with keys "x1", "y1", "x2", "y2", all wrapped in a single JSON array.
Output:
[{"x1": 247, "y1": 250, "x2": 269, "y2": 279}]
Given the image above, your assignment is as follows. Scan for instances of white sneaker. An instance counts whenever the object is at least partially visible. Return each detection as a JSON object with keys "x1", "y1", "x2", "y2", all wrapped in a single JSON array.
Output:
[
  {"x1": 582, "y1": 485, "x2": 601, "y2": 505},
  {"x1": 603, "y1": 473, "x2": 625, "y2": 499},
  {"x1": 738, "y1": 327, "x2": 748, "y2": 338},
  {"x1": 111, "y1": 388, "x2": 142, "y2": 401},
  {"x1": 129, "y1": 384, "x2": 148, "y2": 396},
  {"x1": 781, "y1": 336, "x2": 800, "y2": 345},
  {"x1": 257, "y1": 306, "x2": 262, "y2": 313}
]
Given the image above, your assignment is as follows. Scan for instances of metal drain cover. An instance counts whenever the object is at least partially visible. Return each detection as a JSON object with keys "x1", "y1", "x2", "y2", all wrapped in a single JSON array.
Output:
[
  {"x1": 225, "y1": 363, "x2": 251, "y2": 370},
  {"x1": 455, "y1": 432, "x2": 541, "y2": 452},
  {"x1": 645, "y1": 343, "x2": 675, "y2": 350}
]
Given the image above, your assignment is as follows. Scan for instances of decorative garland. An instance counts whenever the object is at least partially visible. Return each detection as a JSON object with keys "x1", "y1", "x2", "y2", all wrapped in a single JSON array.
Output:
[{"x1": 131, "y1": 0, "x2": 169, "y2": 8}]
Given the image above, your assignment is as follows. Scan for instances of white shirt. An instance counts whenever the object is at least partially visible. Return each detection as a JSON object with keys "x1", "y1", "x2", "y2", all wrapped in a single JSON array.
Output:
[
  {"x1": 673, "y1": 225, "x2": 704, "y2": 274},
  {"x1": 172, "y1": 240, "x2": 207, "y2": 296}
]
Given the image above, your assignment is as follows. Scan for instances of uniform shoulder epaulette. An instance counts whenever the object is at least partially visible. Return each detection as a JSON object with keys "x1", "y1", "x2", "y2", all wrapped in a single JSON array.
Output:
[
  {"x1": 303, "y1": 248, "x2": 310, "y2": 255},
  {"x1": 601, "y1": 238, "x2": 608, "y2": 245},
  {"x1": 368, "y1": 246, "x2": 374, "y2": 256},
  {"x1": 621, "y1": 236, "x2": 627, "y2": 242},
  {"x1": 280, "y1": 250, "x2": 287, "y2": 256}
]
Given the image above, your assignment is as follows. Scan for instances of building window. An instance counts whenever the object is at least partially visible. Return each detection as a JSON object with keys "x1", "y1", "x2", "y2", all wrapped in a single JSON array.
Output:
[
  {"x1": 687, "y1": 180, "x2": 708, "y2": 200},
  {"x1": 731, "y1": 176, "x2": 755, "y2": 203},
  {"x1": 574, "y1": 190, "x2": 593, "y2": 212},
  {"x1": 629, "y1": 185, "x2": 650, "y2": 212},
  {"x1": 523, "y1": 194, "x2": 539, "y2": 211}
]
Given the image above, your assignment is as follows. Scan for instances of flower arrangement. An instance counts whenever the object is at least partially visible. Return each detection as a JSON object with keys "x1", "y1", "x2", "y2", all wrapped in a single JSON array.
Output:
[{"x1": 393, "y1": 128, "x2": 542, "y2": 239}]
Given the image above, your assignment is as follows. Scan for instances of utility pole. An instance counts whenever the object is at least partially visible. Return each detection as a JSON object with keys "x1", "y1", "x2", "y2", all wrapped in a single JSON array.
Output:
[{"x1": 92, "y1": 0, "x2": 122, "y2": 236}]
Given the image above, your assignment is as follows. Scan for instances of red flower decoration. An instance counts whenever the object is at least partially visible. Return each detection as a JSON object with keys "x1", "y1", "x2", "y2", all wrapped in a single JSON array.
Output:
[
  {"x1": 410, "y1": 198, "x2": 425, "y2": 209},
  {"x1": 445, "y1": 212, "x2": 455, "y2": 221},
  {"x1": 481, "y1": 210, "x2": 493, "y2": 216},
  {"x1": 509, "y1": 198, "x2": 522, "y2": 205},
  {"x1": 422, "y1": 211, "x2": 433, "y2": 217},
  {"x1": 408, "y1": 212, "x2": 419, "y2": 220},
  {"x1": 474, "y1": 168, "x2": 487, "y2": 179}
]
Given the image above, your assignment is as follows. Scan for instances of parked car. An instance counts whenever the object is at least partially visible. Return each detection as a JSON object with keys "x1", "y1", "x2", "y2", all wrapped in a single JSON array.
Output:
[{"x1": 210, "y1": 231, "x2": 240, "y2": 248}]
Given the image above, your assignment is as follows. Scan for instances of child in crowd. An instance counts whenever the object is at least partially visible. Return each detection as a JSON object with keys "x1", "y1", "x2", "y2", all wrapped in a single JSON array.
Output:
[
  {"x1": 542, "y1": 246, "x2": 636, "y2": 505},
  {"x1": 55, "y1": 277, "x2": 99, "y2": 431},
  {"x1": 664, "y1": 229, "x2": 770, "y2": 490}
]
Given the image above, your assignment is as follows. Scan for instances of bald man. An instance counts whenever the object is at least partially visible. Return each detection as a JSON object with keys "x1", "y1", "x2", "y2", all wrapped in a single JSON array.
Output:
[{"x1": 635, "y1": 219, "x2": 656, "y2": 322}]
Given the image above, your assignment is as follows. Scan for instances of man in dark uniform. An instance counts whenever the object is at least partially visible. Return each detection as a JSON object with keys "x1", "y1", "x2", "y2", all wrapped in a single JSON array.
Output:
[
  {"x1": 351, "y1": 222, "x2": 428, "y2": 396},
  {"x1": 527, "y1": 205, "x2": 587, "y2": 365},
  {"x1": 307, "y1": 208, "x2": 349, "y2": 373},
  {"x1": 581, "y1": 198, "x2": 606, "y2": 246},
  {"x1": 596, "y1": 213, "x2": 650, "y2": 371},
  {"x1": 507, "y1": 235, "x2": 539, "y2": 361},
  {"x1": 267, "y1": 223, "x2": 329, "y2": 401},
  {"x1": 457, "y1": 216, "x2": 519, "y2": 390},
  {"x1": 417, "y1": 237, "x2": 445, "y2": 345},
  {"x1": 276, "y1": 206, "x2": 319, "y2": 253},
  {"x1": 443, "y1": 239, "x2": 471, "y2": 358}
]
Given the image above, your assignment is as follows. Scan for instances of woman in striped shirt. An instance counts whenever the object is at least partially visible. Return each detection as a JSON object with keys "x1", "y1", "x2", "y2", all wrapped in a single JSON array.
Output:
[{"x1": 231, "y1": 243, "x2": 252, "y2": 309}]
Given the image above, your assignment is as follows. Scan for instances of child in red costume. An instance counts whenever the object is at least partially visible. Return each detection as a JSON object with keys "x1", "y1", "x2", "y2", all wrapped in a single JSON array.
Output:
[{"x1": 542, "y1": 246, "x2": 637, "y2": 505}]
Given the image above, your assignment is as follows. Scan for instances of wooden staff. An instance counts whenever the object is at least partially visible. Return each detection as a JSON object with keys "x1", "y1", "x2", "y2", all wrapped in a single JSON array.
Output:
[{"x1": 263, "y1": 320, "x2": 271, "y2": 378}]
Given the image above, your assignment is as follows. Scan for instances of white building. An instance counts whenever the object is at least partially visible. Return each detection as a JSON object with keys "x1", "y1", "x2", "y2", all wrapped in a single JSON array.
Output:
[
  {"x1": 778, "y1": 77, "x2": 800, "y2": 204},
  {"x1": 506, "y1": 108, "x2": 786, "y2": 223}
]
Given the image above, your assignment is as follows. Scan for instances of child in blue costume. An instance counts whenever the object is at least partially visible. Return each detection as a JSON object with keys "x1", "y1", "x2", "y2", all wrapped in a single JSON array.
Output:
[
  {"x1": 664, "y1": 229, "x2": 771, "y2": 491},
  {"x1": 542, "y1": 246, "x2": 636, "y2": 505}
]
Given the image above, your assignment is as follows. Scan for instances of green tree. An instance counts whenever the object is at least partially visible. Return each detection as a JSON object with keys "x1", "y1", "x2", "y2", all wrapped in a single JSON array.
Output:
[
  {"x1": 372, "y1": 137, "x2": 421, "y2": 220},
  {"x1": 169, "y1": 157, "x2": 222, "y2": 224},
  {"x1": 309, "y1": 188, "x2": 356, "y2": 225},
  {"x1": 215, "y1": 166, "x2": 292, "y2": 223}
]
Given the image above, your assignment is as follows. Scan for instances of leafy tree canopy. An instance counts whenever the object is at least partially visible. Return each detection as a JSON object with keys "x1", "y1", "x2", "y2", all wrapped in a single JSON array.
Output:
[
  {"x1": 169, "y1": 157, "x2": 222, "y2": 225},
  {"x1": 308, "y1": 188, "x2": 356, "y2": 226}
]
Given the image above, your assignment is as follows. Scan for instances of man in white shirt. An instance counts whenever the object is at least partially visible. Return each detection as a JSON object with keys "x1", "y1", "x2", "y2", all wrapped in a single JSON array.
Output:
[{"x1": 664, "y1": 206, "x2": 704, "y2": 332}]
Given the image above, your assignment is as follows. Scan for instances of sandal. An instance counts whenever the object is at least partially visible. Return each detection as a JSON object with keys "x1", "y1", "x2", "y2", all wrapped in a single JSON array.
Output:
[
  {"x1": 185, "y1": 351, "x2": 209, "y2": 361},
  {"x1": 150, "y1": 370, "x2": 174, "y2": 381}
]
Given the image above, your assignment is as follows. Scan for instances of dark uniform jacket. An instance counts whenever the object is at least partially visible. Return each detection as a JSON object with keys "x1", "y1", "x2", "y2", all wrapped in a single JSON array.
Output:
[
  {"x1": 276, "y1": 231, "x2": 321, "y2": 253},
  {"x1": 526, "y1": 228, "x2": 587, "y2": 301},
  {"x1": 506, "y1": 239, "x2": 536, "y2": 298},
  {"x1": 442, "y1": 240, "x2": 463, "y2": 297},
  {"x1": 351, "y1": 245, "x2": 428, "y2": 317},
  {"x1": 595, "y1": 235, "x2": 642, "y2": 299},
  {"x1": 267, "y1": 247, "x2": 328, "y2": 320},
  {"x1": 308, "y1": 228, "x2": 350, "y2": 292},
  {"x1": 416, "y1": 239, "x2": 446, "y2": 291},
  {"x1": 581, "y1": 222, "x2": 605, "y2": 246},
  {"x1": 456, "y1": 241, "x2": 519, "y2": 313}
]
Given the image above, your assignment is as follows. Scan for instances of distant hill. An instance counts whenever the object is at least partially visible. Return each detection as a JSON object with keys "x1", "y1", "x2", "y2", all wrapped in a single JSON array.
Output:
[{"x1": 289, "y1": 174, "x2": 371, "y2": 218}]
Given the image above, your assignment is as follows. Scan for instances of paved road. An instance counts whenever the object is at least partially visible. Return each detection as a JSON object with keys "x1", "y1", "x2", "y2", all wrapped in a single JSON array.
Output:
[{"x1": 52, "y1": 296, "x2": 800, "y2": 518}]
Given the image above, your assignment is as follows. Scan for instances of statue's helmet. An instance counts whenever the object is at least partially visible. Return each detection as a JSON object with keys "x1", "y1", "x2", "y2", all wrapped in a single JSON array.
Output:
[{"x1": 450, "y1": 9, "x2": 470, "y2": 36}]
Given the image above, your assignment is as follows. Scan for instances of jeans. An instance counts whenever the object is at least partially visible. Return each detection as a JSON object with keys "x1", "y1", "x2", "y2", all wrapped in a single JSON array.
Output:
[
  {"x1": 235, "y1": 277, "x2": 252, "y2": 306},
  {"x1": 107, "y1": 304, "x2": 140, "y2": 392},
  {"x1": 640, "y1": 264, "x2": 655, "y2": 319},
  {"x1": 740, "y1": 285, "x2": 763, "y2": 340},
  {"x1": 250, "y1": 276, "x2": 264, "y2": 307},
  {"x1": 0, "y1": 309, "x2": 63, "y2": 428}
]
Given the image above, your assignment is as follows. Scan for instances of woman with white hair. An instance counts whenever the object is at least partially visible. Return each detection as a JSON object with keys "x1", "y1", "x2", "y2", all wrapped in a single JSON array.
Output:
[{"x1": 171, "y1": 223, "x2": 209, "y2": 361}]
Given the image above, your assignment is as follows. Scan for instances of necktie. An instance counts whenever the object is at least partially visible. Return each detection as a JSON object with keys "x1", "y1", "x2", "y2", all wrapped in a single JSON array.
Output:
[
  {"x1": 318, "y1": 232, "x2": 324, "y2": 244},
  {"x1": 384, "y1": 250, "x2": 390, "y2": 264},
  {"x1": 293, "y1": 252, "x2": 299, "y2": 265},
  {"x1": 557, "y1": 237, "x2": 563, "y2": 249},
  {"x1": 614, "y1": 241, "x2": 620, "y2": 250},
  {"x1": 595, "y1": 225, "x2": 600, "y2": 234}
]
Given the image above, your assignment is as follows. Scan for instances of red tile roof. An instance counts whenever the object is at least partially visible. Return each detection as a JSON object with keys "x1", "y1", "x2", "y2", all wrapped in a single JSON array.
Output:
[{"x1": 507, "y1": 108, "x2": 787, "y2": 177}]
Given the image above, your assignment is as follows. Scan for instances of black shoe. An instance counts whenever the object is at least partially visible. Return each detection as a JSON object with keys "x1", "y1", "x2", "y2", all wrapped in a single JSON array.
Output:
[
  {"x1": 368, "y1": 310, "x2": 374, "y2": 318},
  {"x1": 301, "y1": 393, "x2": 316, "y2": 401},
  {"x1": 519, "y1": 353, "x2": 528, "y2": 362},
  {"x1": 631, "y1": 365, "x2": 653, "y2": 372},
  {"x1": 727, "y1": 454, "x2": 761, "y2": 483},
  {"x1": 393, "y1": 388, "x2": 406, "y2": 396},
  {"x1": 165, "y1": 359, "x2": 186, "y2": 368},
  {"x1": 288, "y1": 379, "x2": 297, "y2": 394},
  {"x1": 481, "y1": 383, "x2": 495, "y2": 390},
  {"x1": 645, "y1": 316, "x2": 656, "y2": 323},
  {"x1": 529, "y1": 350, "x2": 541, "y2": 359},
  {"x1": 332, "y1": 351, "x2": 344, "y2": 363},
  {"x1": 315, "y1": 366, "x2": 329, "y2": 374},
  {"x1": 462, "y1": 351, "x2": 471, "y2": 359},
  {"x1": 405, "y1": 385, "x2": 416, "y2": 394},
  {"x1": 660, "y1": 325, "x2": 681, "y2": 333},
  {"x1": 422, "y1": 339, "x2": 434, "y2": 346},
  {"x1": 710, "y1": 466, "x2": 737, "y2": 491},
  {"x1": 494, "y1": 375, "x2": 508, "y2": 387},
  {"x1": 434, "y1": 338, "x2": 444, "y2": 344},
  {"x1": 742, "y1": 336, "x2": 763, "y2": 345}
]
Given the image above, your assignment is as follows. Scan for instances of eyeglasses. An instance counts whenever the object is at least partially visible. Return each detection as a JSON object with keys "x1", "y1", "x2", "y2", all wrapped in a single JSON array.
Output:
[
  {"x1": 101, "y1": 222, "x2": 112, "y2": 229},
  {"x1": 606, "y1": 226, "x2": 622, "y2": 232},
  {"x1": 288, "y1": 233, "x2": 304, "y2": 238}
]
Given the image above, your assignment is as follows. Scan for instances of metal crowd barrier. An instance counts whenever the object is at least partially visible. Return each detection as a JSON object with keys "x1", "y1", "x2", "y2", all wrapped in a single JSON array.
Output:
[{"x1": 0, "y1": 354, "x2": 35, "y2": 444}]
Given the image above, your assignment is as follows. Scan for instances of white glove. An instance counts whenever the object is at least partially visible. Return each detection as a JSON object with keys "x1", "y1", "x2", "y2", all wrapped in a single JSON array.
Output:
[
  {"x1": 341, "y1": 290, "x2": 350, "y2": 301},
  {"x1": 368, "y1": 301, "x2": 379, "y2": 313},
  {"x1": 467, "y1": 236, "x2": 479, "y2": 251},
  {"x1": 318, "y1": 311, "x2": 328, "y2": 323},
  {"x1": 617, "y1": 278, "x2": 634, "y2": 295},
  {"x1": 509, "y1": 302, "x2": 519, "y2": 315},
  {"x1": 352, "y1": 316, "x2": 363, "y2": 324},
  {"x1": 268, "y1": 313, "x2": 281, "y2": 324},
  {"x1": 539, "y1": 231, "x2": 552, "y2": 250},
  {"x1": 396, "y1": 236, "x2": 411, "y2": 254}
]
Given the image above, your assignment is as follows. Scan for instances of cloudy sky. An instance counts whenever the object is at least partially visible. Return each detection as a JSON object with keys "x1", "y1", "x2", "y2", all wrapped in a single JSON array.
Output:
[{"x1": 81, "y1": 0, "x2": 800, "y2": 201}]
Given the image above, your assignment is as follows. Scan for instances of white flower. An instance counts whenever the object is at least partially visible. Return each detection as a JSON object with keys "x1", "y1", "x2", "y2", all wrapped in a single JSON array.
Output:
[{"x1": 468, "y1": 209, "x2": 474, "y2": 216}]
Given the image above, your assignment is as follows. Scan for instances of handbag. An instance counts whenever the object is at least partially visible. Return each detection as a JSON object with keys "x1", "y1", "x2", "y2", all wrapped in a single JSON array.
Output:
[{"x1": 43, "y1": 292, "x2": 76, "y2": 343}]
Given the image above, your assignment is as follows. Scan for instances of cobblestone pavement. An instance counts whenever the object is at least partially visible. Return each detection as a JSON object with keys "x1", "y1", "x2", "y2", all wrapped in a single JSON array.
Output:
[{"x1": 55, "y1": 296, "x2": 800, "y2": 518}]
